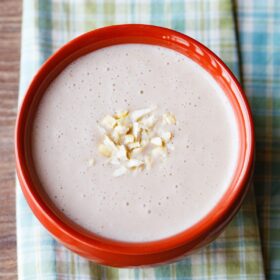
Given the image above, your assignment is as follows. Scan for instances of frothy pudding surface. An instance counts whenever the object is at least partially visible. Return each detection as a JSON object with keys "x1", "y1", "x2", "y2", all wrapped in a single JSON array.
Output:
[{"x1": 32, "y1": 44, "x2": 239, "y2": 242}]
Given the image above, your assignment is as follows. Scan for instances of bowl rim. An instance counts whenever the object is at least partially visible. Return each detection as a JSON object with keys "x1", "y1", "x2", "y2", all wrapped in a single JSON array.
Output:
[{"x1": 15, "y1": 24, "x2": 255, "y2": 257}]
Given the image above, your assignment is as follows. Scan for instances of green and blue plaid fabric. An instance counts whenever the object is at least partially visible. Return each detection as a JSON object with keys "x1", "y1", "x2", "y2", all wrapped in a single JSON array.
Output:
[
  {"x1": 236, "y1": 1, "x2": 280, "y2": 279},
  {"x1": 17, "y1": 0, "x2": 279, "y2": 279}
]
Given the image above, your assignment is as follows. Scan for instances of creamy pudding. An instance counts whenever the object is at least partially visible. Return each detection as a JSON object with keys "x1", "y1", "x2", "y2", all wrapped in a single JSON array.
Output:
[{"x1": 32, "y1": 44, "x2": 239, "y2": 242}]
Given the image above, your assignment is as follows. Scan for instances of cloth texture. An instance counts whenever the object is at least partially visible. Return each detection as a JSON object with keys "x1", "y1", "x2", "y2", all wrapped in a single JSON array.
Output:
[{"x1": 16, "y1": 0, "x2": 279, "y2": 279}]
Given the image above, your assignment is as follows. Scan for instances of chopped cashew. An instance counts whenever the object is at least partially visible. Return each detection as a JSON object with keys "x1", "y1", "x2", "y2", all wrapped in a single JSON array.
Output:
[
  {"x1": 130, "y1": 107, "x2": 156, "y2": 121},
  {"x1": 101, "y1": 115, "x2": 117, "y2": 129},
  {"x1": 98, "y1": 144, "x2": 112, "y2": 157},
  {"x1": 113, "y1": 166, "x2": 127, "y2": 177},
  {"x1": 161, "y1": 131, "x2": 172, "y2": 143},
  {"x1": 114, "y1": 125, "x2": 129, "y2": 136},
  {"x1": 124, "y1": 134, "x2": 134, "y2": 144},
  {"x1": 88, "y1": 158, "x2": 95, "y2": 166},
  {"x1": 114, "y1": 110, "x2": 129, "y2": 119},
  {"x1": 103, "y1": 135, "x2": 117, "y2": 151},
  {"x1": 150, "y1": 137, "x2": 163, "y2": 146},
  {"x1": 132, "y1": 122, "x2": 141, "y2": 140},
  {"x1": 127, "y1": 159, "x2": 144, "y2": 168},
  {"x1": 127, "y1": 141, "x2": 141, "y2": 150},
  {"x1": 140, "y1": 114, "x2": 157, "y2": 129},
  {"x1": 116, "y1": 145, "x2": 128, "y2": 161},
  {"x1": 163, "y1": 112, "x2": 176, "y2": 125},
  {"x1": 131, "y1": 147, "x2": 144, "y2": 156},
  {"x1": 97, "y1": 107, "x2": 177, "y2": 176}
]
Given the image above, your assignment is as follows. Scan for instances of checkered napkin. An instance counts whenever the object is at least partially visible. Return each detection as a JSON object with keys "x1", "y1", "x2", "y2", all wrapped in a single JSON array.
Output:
[
  {"x1": 236, "y1": 1, "x2": 280, "y2": 279},
  {"x1": 17, "y1": 0, "x2": 278, "y2": 279}
]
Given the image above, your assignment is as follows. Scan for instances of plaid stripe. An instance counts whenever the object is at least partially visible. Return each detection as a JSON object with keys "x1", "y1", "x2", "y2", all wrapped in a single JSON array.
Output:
[
  {"x1": 17, "y1": 0, "x2": 267, "y2": 279},
  {"x1": 236, "y1": 1, "x2": 280, "y2": 279}
]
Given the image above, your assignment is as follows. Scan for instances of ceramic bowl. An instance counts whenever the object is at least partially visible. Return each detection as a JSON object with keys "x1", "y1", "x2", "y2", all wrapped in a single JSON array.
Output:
[{"x1": 15, "y1": 24, "x2": 254, "y2": 267}]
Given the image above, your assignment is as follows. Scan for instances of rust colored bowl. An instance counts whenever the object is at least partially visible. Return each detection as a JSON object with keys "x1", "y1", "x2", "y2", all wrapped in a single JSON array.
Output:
[{"x1": 15, "y1": 24, "x2": 254, "y2": 267}]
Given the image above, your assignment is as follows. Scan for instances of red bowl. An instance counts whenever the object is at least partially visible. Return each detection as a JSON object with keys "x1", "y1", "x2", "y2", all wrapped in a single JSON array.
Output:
[{"x1": 15, "y1": 24, "x2": 254, "y2": 267}]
